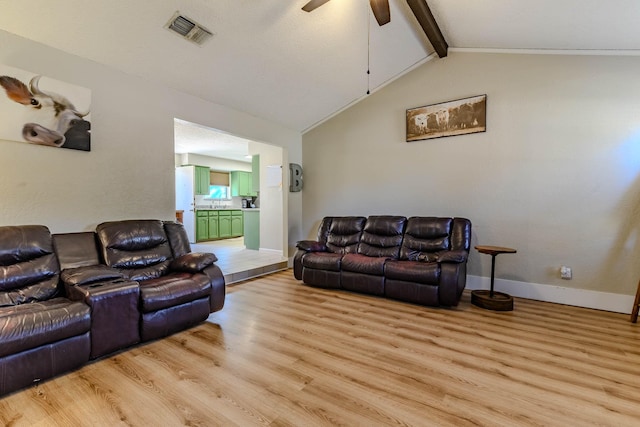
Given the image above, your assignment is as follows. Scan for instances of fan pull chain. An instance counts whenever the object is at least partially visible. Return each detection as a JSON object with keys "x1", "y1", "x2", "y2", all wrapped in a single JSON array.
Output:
[{"x1": 367, "y1": 3, "x2": 371, "y2": 95}]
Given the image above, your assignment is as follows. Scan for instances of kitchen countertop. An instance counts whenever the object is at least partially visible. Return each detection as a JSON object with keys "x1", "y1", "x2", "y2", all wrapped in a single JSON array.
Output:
[{"x1": 195, "y1": 208, "x2": 260, "y2": 212}]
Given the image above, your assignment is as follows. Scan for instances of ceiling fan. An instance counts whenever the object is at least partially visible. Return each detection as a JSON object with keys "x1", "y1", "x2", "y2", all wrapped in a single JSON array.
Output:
[
  {"x1": 302, "y1": 1, "x2": 448, "y2": 58},
  {"x1": 302, "y1": 0, "x2": 391, "y2": 26}
]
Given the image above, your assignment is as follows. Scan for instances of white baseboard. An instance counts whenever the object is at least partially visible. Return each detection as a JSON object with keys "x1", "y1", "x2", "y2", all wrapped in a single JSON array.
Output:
[{"x1": 466, "y1": 275, "x2": 635, "y2": 314}]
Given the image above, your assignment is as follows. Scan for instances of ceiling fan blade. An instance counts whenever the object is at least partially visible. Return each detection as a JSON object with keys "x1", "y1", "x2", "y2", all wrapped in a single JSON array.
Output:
[
  {"x1": 369, "y1": 0, "x2": 390, "y2": 26},
  {"x1": 302, "y1": 0, "x2": 331, "y2": 12}
]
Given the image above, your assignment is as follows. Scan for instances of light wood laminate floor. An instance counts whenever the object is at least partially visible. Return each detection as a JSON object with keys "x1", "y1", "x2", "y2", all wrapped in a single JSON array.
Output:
[{"x1": 1, "y1": 270, "x2": 639, "y2": 426}]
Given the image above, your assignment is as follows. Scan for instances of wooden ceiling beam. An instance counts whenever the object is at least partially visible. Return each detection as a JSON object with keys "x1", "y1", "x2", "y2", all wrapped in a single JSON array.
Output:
[{"x1": 406, "y1": 0, "x2": 448, "y2": 58}]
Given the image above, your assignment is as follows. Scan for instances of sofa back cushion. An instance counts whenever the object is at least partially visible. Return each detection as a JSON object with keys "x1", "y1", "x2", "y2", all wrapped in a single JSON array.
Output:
[
  {"x1": 53, "y1": 232, "x2": 101, "y2": 270},
  {"x1": 450, "y1": 217, "x2": 472, "y2": 252},
  {"x1": 316, "y1": 217, "x2": 334, "y2": 244},
  {"x1": 0, "y1": 225, "x2": 60, "y2": 306},
  {"x1": 399, "y1": 217, "x2": 471, "y2": 261},
  {"x1": 163, "y1": 221, "x2": 192, "y2": 258},
  {"x1": 358, "y1": 216, "x2": 406, "y2": 259},
  {"x1": 325, "y1": 217, "x2": 366, "y2": 254},
  {"x1": 96, "y1": 220, "x2": 173, "y2": 281}
]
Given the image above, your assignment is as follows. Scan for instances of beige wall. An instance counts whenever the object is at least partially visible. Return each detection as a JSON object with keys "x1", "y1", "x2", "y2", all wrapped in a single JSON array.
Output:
[
  {"x1": 302, "y1": 51, "x2": 640, "y2": 296},
  {"x1": 0, "y1": 30, "x2": 302, "y2": 252}
]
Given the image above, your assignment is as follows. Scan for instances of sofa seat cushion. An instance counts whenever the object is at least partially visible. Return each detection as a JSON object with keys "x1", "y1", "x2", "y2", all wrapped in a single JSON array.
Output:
[
  {"x1": 139, "y1": 272, "x2": 212, "y2": 313},
  {"x1": 341, "y1": 254, "x2": 387, "y2": 276},
  {"x1": 0, "y1": 297, "x2": 91, "y2": 357},
  {"x1": 384, "y1": 260, "x2": 440, "y2": 285},
  {"x1": 302, "y1": 252, "x2": 343, "y2": 272}
]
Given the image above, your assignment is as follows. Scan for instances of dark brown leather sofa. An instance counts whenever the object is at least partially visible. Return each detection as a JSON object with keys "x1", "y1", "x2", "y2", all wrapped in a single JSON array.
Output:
[
  {"x1": 0, "y1": 219, "x2": 225, "y2": 397},
  {"x1": 294, "y1": 216, "x2": 471, "y2": 307},
  {"x1": 0, "y1": 225, "x2": 91, "y2": 396},
  {"x1": 95, "y1": 220, "x2": 224, "y2": 342}
]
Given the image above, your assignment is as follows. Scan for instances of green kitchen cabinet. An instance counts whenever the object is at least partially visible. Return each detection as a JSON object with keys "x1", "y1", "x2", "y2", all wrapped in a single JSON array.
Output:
[
  {"x1": 251, "y1": 155, "x2": 260, "y2": 195},
  {"x1": 218, "y1": 210, "x2": 232, "y2": 238},
  {"x1": 196, "y1": 211, "x2": 209, "y2": 241},
  {"x1": 196, "y1": 210, "x2": 242, "y2": 241},
  {"x1": 244, "y1": 210, "x2": 260, "y2": 250},
  {"x1": 194, "y1": 166, "x2": 211, "y2": 195},
  {"x1": 239, "y1": 172, "x2": 250, "y2": 196},
  {"x1": 207, "y1": 211, "x2": 219, "y2": 239},
  {"x1": 231, "y1": 210, "x2": 243, "y2": 236},
  {"x1": 230, "y1": 171, "x2": 254, "y2": 197}
]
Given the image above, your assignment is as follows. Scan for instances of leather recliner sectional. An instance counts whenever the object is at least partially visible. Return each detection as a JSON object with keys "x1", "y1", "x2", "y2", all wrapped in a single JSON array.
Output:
[
  {"x1": 294, "y1": 216, "x2": 471, "y2": 307},
  {"x1": 0, "y1": 219, "x2": 225, "y2": 397}
]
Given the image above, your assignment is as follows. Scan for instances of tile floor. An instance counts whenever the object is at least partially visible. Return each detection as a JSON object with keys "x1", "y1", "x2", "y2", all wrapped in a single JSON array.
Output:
[{"x1": 192, "y1": 237, "x2": 288, "y2": 285}]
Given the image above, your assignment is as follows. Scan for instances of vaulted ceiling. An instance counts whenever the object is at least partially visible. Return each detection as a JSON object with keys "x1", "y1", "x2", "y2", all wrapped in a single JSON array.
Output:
[{"x1": 1, "y1": 1, "x2": 639, "y2": 134}]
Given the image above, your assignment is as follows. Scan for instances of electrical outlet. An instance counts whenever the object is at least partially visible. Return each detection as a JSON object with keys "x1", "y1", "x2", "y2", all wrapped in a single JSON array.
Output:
[{"x1": 560, "y1": 266, "x2": 572, "y2": 280}]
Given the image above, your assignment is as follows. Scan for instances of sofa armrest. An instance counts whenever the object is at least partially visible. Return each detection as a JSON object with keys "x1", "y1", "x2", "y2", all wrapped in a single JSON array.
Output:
[
  {"x1": 439, "y1": 263, "x2": 468, "y2": 306},
  {"x1": 203, "y1": 264, "x2": 226, "y2": 313},
  {"x1": 61, "y1": 265, "x2": 125, "y2": 286},
  {"x1": 437, "y1": 250, "x2": 468, "y2": 263},
  {"x1": 170, "y1": 252, "x2": 218, "y2": 273},
  {"x1": 296, "y1": 240, "x2": 327, "y2": 252}
]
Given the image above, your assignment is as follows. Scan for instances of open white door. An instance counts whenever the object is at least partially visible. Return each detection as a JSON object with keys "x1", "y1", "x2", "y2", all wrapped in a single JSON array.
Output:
[{"x1": 175, "y1": 166, "x2": 196, "y2": 243}]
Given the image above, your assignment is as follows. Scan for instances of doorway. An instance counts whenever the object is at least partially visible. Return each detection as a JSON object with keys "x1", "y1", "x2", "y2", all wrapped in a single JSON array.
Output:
[{"x1": 174, "y1": 118, "x2": 288, "y2": 284}]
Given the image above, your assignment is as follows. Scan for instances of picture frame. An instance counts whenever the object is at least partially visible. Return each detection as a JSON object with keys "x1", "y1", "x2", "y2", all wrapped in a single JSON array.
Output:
[
  {"x1": 0, "y1": 63, "x2": 91, "y2": 151},
  {"x1": 406, "y1": 94, "x2": 486, "y2": 142}
]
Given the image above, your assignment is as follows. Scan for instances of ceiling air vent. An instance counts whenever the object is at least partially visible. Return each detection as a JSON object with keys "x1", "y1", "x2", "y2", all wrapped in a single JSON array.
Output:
[{"x1": 165, "y1": 11, "x2": 213, "y2": 46}]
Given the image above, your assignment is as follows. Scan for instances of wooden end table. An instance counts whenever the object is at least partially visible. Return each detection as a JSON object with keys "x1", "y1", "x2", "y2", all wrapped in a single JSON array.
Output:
[{"x1": 472, "y1": 245, "x2": 517, "y2": 311}]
